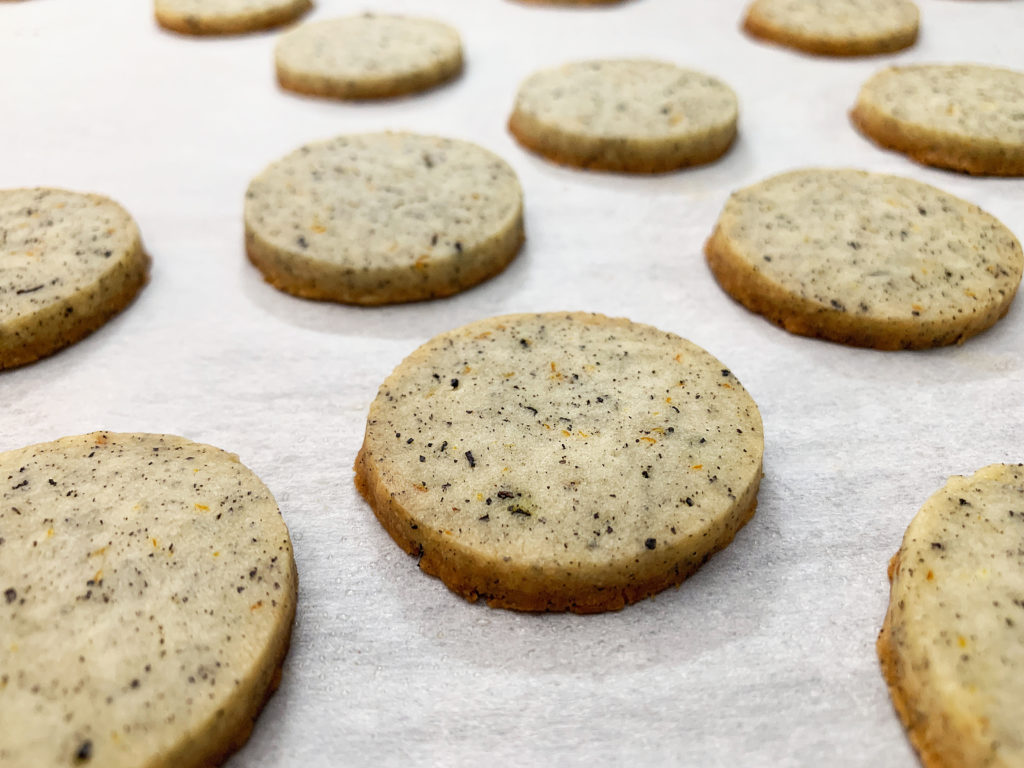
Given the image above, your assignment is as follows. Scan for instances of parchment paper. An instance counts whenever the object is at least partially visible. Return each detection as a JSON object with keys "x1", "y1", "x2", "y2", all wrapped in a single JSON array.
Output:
[{"x1": 1, "y1": 0, "x2": 1022, "y2": 765}]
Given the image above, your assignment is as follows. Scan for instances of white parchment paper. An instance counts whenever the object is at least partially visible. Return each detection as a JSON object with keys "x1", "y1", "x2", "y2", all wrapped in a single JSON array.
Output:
[{"x1": 1, "y1": 0, "x2": 1022, "y2": 765}]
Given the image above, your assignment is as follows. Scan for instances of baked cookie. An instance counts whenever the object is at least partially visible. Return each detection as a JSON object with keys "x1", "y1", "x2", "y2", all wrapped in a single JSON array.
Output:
[
  {"x1": 851, "y1": 64, "x2": 1024, "y2": 176},
  {"x1": 1, "y1": 188, "x2": 149, "y2": 371},
  {"x1": 275, "y1": 14, "x2": 462, "y2": 100},
  {"x1": 704, "y1": 169, "x2": 1023, "y2": 349},
  {"x1": 245, "y1": 132, "x2": 524, "y2": 305},
  {"x1": 354, "y1": 312, "x2": 764, "y2": 613},
  {"x1": 508, "y1": 59, "x2": 738, "y2": 173},
  {"x1": 879, "y1": 464, "x2": 1024, "y2": 768},
  {"x1": 154, "y1": 0, "x2": 311, "y2": 35},
  {"x1": 0, "y1": 432, "x2": 297, "y2": 768},
  {"x1": 742, "y1": 0, "x2": 919, "y2": 57}
]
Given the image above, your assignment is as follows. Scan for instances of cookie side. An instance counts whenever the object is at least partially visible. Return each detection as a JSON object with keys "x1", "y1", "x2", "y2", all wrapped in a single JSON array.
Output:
[
  {"x1": 877, "y1": 551, "x2": 961, "y2": 768},
  {"x1": 705, "y1": 225, "x2": 1018, "y2": 350},
  {"x1": 508, "y1": 108, "x2": 736, "y2": 173},
  {"x1": 508, "y1": 60, "x2": 738, "y2": 173},
  {"x1": 244, "y1": 205, "x2": 523, "y2": 305},
  {"x1": 155, "y1": 0, "x2": 311, "y2": 35},
  {"x1": 356, "y1": 439, "x2": 759, "y2": 613},
  {"x1": 851, "y1": 100, "x2": 1024, "y2": 177}
]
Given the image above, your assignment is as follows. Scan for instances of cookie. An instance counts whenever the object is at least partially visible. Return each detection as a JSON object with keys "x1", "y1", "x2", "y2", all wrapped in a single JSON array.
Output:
[
  {"x1": 354, "y1": 312, "x2": 764, "y2": 613},
  {"x1": 851, "y1": 64, "x2": 1024, "y2": 176},
  {"x1": 704, "y1": 169, "x2": 1023, "y2": 349},
  {"x1": 0, "y1": 432, "x2": 298, "y2": 768},
  {"x1": 508, "y1": 59, "x2": 738, "y2": 173},
  {"x1": 878, "y1": 464, "x2": 1024, "y2": 768},
  {"x1": 742, "y1": 0, "x2": 919, "y2": 57},
  {"x1": 244, "y1": 132, "x2": 524, "y2": 305},
  {"x1": 154, "y1": 0, "x2": 311, "y2": 35},
  {"x1": 1, "y1": 188, "x2": 149, "y2": 371},
  {"x1": 275, "y1": 14, "x2": 463, "y2": 100}
]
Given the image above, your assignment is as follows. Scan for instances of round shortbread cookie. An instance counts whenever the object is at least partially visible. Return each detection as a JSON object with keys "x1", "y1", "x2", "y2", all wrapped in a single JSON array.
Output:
[
  {"x1": 851, "y1": 64, "x2": 1024, "y2": 176},
  {"x1": 0, "y1": 432, "x2": 298, "y2": 768},
  {"x1": 154, "y1": 0, "x2": 311, "y2": 35},
  {"x1": 704, "y1": 169, "x2": 1023, "y2": 350},
  {"x1": 244, "y1": 132, "x2": 524, "y2": 305},
  {"x1": 275, "y1": 14, "x2": 463, "y2": 100},
  {"x1": 743, "y1": 0, "x2": 919, "y2": 56},
  {"x1": 1, "y1": 188, "x2": 149, "y2": 371},
  {"x1": 878, "y1": 464, "x2": 1024, "y2": 768},
  {"x1": 508, "y1": 59, "x2": 738, "y2": 173},
  {"x1": 354, "y1": 312, "x2": 764, "y2": 613}
]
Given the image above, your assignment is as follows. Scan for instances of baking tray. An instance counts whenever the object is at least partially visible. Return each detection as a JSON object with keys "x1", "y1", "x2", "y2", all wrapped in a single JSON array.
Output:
[{"x1": 1, "y1": 0, "x2": 1022, "y2": 765}]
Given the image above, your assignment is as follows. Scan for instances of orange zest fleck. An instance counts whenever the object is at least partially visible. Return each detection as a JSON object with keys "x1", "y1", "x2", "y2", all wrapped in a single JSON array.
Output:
[
  {"x1": 691, "y1": 464, "x2": 703, "y2": 470},
  {"x1": 561, "y1": 429, "x2": 571, "y2": 437},
  {"x1": 413, "y1": 483, "x2": 428, "y2": 493},
  {"x1": 926, "y1": 570, "x2": 934, "y2": 581},
  {"x1": 250, "y1": 601, "x2": 263, "y2": 611},
  {"x1": 641, "y1": 437, "x2": 657, "y2": 444},
  {"x1": 194, "y1": 503, "x2": 209, "y2": 511}
]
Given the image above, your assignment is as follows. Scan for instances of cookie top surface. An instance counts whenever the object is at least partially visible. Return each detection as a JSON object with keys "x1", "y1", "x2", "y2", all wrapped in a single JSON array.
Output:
[
  {"x1": 356, "y1": 312, "x2": 764, "y2": 612},
  {"x1": 274, "y1": 14, "x2": 462, "y2": 99},
  {"x1": 855, "y1": 64, "x2": 1024, "y2": 146},
  {"x1": 705, "y1": 169, "x2": 1023, "y2": 348},
  {"x1": 154, "y1": 0, "x2": 310, "y2": 33},
  {"x1": 744, "y1": 0, "x2": 918, "y2": 53},
  {"x1": 0, "y1": 432, "x2": 297, "y2": 768},
  {"x1": 512, "y1": 59, "x2": 737, "y2": 142},
  {"x1": 0, "y1": 189, "x2": 139, "y2": 325},
  {"x1": 884, "y1": 464, "x2": 1024, "y2": 767},
  {"x1": 244, "y1": 132, "x2": 523, "y2": 304}
]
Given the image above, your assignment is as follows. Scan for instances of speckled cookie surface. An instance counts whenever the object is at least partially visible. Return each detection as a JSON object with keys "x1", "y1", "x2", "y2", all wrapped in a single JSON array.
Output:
[
  {"x1": 154, "y1": 0, "x2": 311, "y2": 35},
  {"x1": 851, "y1": 64, "x2": 1024, "y2": 176},
  {"x1": 0, "y1": 188, "x2": 149, "y2": 370},
  {"x1": 0, "y1": 432, "x2": 297, "y2": 768},
  {"x1": 743, "y1": 0, "x2": 919, "y2": 56},
  {"x1": 275, "y1": 14, "x2": 462, "y2": 100},
  {"x1": 354, "y1": 312, "x2": 764, "y2": 613},
  {"x1": 508, "y1": 59, "x2": 738, "y2": 173},
  {"x1": 244, "y1": 132, "x2": 524, "y2": 305},
  {"x1": 704, "y1": 169, "x2": 1023, "y2": 349},
  {"x1": 878, "y1": 464, "x2": 1024, "y2": 768}
]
